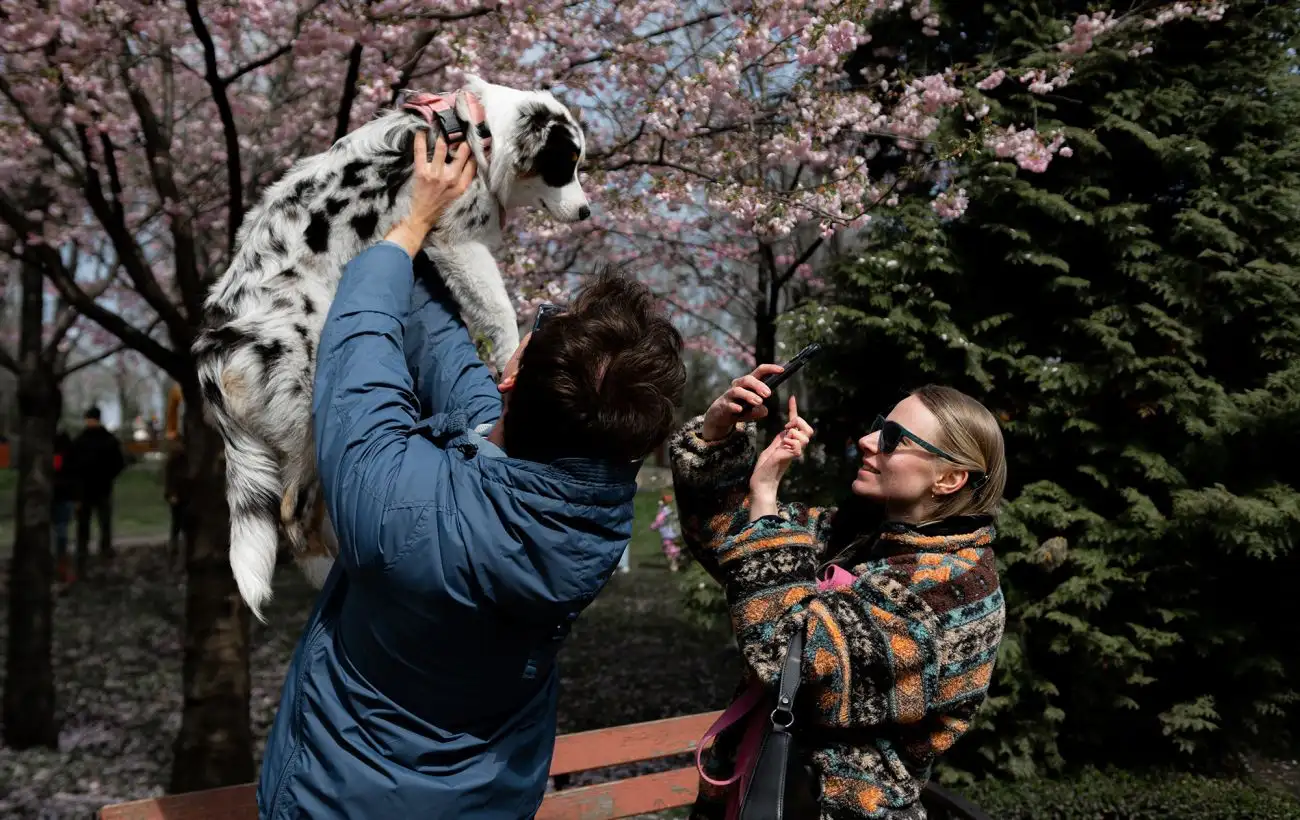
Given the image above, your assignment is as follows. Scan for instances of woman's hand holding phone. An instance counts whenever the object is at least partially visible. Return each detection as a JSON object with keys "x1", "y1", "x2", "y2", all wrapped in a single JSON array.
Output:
[{"x1": 700, "y1": 364, "x2": 785, "y2": 442}]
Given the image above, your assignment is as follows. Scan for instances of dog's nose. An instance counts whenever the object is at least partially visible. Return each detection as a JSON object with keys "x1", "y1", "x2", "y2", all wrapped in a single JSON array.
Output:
[{"x1": 577, "y1": 205, "x2": 591, "y2": 221}]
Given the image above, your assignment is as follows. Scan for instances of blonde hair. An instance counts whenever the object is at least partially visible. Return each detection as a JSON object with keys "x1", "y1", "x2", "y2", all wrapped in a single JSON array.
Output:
[{"x1": 911, "y1": 385, "x2": 1007, "y2": 519}]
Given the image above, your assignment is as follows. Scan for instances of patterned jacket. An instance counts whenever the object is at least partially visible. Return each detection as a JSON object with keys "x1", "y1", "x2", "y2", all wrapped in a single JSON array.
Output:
[{"x1": 669, "y1": 416, "x2": 1006, "y2": 819}]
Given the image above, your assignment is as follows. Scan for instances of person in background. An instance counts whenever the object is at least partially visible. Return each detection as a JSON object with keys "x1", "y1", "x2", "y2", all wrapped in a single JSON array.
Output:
[
  {"x1": 67, "y1": 406, "x2": 126, "y2": 573},
  {"x1": 52, "y1": 428, "x2": 75, "y2": 584},
  {"x1": 650, "y1": 493, "x2": 683, "y2": 571}
]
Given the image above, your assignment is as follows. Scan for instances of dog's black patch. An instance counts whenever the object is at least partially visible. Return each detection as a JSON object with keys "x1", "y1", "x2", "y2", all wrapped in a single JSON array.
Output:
[
  {"x1": 279, "y1": 267, "x2": 300, "y2": 281},
  {"x1": 350, "y1": 210, "x2": 379, "y2": 241},
  {"x1": 281, "y1": 177, "x2": 317, "y2": 209},
  {"x1": 272, "y1": 295, "x2": 294, "y2": 311},
  {"x1": 325, "y1": 197, "x2": 348, "y2": 216},
  {"x1": 293, "y1": 323, "x2": 315, "y2": 362},
  {"x1": 305, "y1": 212, "x2": 330, "y2": 253},
  {"x1": 474, "y1": 211, "x2": 491, "y2": 228},
  {"x1": 204, "y1": 302, "x2": 234, "y2": 326},
  {"x1": 301, "y1": 293, "x2": 317, "y2": 316},
  {"x1": 200, "y1": 373, "x2": 226, "y2": 413},
  {"x1": 267, "y1": 232, "x2": 288, "y2": 258},
  {"x1": 358, "y1": 185, "x2": 387, "y2": 201},
  {"x1": 341, "y1": 160, "x2": 370, "y2": 189},
  {"x1": 520, "y1": 104, "x2": 556, "y2": 140},
  {"x1": 208, "y1": 324, "x2": 253, "y2": 353},
  {"x1": 531, "y1": 121, "x2": 581, "y2": 188},
  {"x1": 254, "y1": 338, "x2": 287, "y2": 373},
  {"x1": 384, "y1": 166, "x2": 413, "y2": 210}
]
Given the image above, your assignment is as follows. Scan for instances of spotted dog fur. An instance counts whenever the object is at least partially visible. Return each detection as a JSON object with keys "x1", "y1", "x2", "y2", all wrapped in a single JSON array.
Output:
[{"x1": 193, "y1": 75, "x2": 589, "y2": 620}]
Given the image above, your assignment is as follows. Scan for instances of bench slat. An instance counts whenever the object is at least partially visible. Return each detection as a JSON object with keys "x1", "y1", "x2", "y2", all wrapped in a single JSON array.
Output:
[
  {"x1": 536, "y1": 767, "x2": 699, "y2": 820},
  {"x1": 97, "y1": 711, "x2": 720, "y2": 820},
  {"x1": 550, "y1": 711, "x2": 721, "y2": 775},
  {"x1": 99, "y1": 784, "x2": 254, "y2": 820}
]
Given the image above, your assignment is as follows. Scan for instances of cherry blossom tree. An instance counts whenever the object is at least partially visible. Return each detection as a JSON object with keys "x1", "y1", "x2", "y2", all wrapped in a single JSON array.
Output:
[{"x1": 0, "y1": 0, "x2": 1227, "y2": 790}]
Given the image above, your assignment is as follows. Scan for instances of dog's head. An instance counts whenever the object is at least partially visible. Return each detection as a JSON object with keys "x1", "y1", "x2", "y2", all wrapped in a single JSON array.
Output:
[{"x1": 462, "y1": 75, "x2": 591, "y2": 223}]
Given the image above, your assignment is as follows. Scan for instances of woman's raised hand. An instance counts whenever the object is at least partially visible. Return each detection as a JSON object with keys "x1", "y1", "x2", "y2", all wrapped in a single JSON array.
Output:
[
  {"x1": 700, "y1": 363, "x2": 785, "y2": 441},
  {"x1": 749, "y1": 396, "x2": 815, "y2": 500}
]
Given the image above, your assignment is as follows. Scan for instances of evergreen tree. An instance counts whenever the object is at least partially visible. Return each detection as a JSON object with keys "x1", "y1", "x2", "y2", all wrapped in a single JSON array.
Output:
[{"x1": 801, "y1": 0, "x2": 1300, "y2": 778}]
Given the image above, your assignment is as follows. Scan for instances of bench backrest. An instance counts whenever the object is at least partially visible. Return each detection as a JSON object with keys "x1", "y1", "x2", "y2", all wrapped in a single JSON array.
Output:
[{"x1": 98, "y1": 710, "x2": 723, "y2": 820}]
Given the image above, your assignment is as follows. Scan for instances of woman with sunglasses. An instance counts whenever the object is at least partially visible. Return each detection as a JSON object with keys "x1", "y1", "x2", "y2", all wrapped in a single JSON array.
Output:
[{"x1": 669, "y1": 363, "x2": 1007, "y2": 819}]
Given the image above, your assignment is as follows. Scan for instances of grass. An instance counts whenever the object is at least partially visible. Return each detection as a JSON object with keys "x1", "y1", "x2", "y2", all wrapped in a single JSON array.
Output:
[{"x1": 0, "y1": 458, "x2": 174, "y2": 550}]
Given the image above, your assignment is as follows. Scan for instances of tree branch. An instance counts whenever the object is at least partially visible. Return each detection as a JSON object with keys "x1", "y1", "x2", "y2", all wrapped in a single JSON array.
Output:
[
  {"x1": 335, "y1": 42, "x2": 364, "y2": 142},
  {"x1": 563, "y1": 12, "x2": 726, "y2": 72},
  {"x1": 116, "y1": 52, "x2": 203, "y2": 324},
  {"x1": 62, "y1": 342, "x2": 126, "y2": 377},
  {"x1": 185, "y1": 0, "x2": 245, "y2": 253},
  {"x1": 387, "y1": 32, "x2": 436, "y2": 106},
  {"x1": 775, "y1": 236, "x2": 824, "y2": 290}
]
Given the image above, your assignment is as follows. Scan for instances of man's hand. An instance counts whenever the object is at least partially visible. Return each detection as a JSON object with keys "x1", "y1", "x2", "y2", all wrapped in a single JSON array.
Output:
[{"x1": 385, "y1": 130, "x2": 478, "y2": 257}]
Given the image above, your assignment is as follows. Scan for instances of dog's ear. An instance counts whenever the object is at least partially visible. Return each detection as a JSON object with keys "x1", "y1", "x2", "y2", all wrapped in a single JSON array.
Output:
[
  {"x1": 462, "y1": 73, "x2": 486, "y2": 91},
  {"x1": 567, "y1": 104, "x2": 584, "y2": 125}
]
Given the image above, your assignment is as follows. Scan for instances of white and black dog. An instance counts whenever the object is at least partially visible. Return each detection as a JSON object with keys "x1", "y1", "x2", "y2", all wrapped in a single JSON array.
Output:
[{"x1": 193, "y1": 75, "x2": 589, "y2": 620}]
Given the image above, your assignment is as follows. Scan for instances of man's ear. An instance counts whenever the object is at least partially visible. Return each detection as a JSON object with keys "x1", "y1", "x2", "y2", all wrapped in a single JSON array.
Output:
[{"x1": 497, "y1": 373, "x2": 517, "y2": 394}]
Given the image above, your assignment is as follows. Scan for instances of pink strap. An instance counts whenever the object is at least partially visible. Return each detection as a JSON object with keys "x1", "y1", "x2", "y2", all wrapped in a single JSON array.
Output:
[
  {"x1": 401, "y1": 89, "x2": 492, "y2": 161},
  {"x1": 820, "y1": 563, "x2": 857, "y2": 590},
  {"x1": 693, "y1": 565, "x2": 857, "y2": 801},
  {"x1": 695, "y1": 682, "x2": 764, "y2": 786}
]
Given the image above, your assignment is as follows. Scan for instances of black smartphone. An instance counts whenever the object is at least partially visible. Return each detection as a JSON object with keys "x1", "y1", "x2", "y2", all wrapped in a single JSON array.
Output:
[
  {"x1": 761, "y1": 342, "x2": 823, "y2": 390},
  {"x1": 738, "y1": 342, "x2": 823, "y2": 418}
]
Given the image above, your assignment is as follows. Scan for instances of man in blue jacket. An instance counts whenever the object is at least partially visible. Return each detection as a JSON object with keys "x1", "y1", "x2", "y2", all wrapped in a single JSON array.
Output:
[{"x1": 258, "y1": 134, "x2": 686, "y2": 818}]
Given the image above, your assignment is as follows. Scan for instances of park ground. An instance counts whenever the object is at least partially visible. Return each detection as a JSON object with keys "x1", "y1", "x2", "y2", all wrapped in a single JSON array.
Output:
[
  {"x1": 0, "y1": 462, "x2": 739, "y2": 818},
  {"x1": 1, "y1": 464, "x2": 1298, "y2": 818}
]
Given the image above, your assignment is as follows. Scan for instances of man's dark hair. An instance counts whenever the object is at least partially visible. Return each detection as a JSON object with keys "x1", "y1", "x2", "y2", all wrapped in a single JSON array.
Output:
[
  {"x1": 84, "y1": 406, "x2": 101, "y2": 421},
  {"x1": 505, "y1": 270, "x2": 686, "y2": 463}
]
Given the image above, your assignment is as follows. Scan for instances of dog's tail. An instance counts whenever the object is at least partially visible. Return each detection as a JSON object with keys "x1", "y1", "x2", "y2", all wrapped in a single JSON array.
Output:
[{"x1": 192, "y1": 337, "x2": 281, "y2": 623}]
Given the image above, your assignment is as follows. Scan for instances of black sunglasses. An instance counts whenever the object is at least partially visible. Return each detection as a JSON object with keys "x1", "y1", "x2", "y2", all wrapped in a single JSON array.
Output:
[
  {"x1": 532, "y1": 302, "x2": 566, "y2": 333},
  {"x1": 869, "y1": 415, "x2": 989, "y2": 489}
]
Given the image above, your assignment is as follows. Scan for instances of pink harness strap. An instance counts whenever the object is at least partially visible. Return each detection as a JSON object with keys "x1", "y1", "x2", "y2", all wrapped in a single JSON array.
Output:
[
  {"x1": 401, "y1": 89, "x2": 493, "y2": 161},
  {"x1": 401, "y1": 89, "x2": 503, "y2": 227},
  {"x1": 695, "y1": 563, "x2": 858, "y2": 818}
]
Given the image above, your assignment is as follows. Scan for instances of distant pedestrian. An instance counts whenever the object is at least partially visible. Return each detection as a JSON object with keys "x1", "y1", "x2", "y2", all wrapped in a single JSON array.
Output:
[{"x1": 67, "y1": 406, "x2": 126, "y2": 573}]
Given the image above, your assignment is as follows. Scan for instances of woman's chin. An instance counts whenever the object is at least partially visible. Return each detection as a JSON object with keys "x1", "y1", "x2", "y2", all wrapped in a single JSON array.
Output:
[{"x1": 851, "y1": 473, "x2": 880, "y2": 497}]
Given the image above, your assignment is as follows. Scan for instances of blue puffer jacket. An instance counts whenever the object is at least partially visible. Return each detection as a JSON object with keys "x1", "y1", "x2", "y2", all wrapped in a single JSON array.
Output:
[{"x1": 257, "y1": 241, "x2": 638, "y2": 819}]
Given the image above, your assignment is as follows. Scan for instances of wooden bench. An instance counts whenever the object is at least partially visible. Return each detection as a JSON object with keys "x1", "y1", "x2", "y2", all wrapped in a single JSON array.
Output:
[{"x1": 98, "y1": 710, "x2": 993, "y2": 819}]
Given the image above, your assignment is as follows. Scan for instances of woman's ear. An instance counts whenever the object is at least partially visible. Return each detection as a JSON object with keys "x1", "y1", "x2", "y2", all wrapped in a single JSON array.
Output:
[{"x1": 932, "y1": 467, "x2": 970, "y2": 498}]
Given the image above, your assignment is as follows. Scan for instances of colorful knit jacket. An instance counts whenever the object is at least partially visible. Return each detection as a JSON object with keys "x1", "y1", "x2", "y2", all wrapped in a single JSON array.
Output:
[{"x1": 669, "y1": 415, "x2": 1006, "y2": 820}]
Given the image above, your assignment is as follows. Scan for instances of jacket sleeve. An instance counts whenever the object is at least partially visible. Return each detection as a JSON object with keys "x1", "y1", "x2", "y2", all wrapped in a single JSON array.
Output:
[
  {"x1": 668, "y1": 414, "x2": 834, "y2": 582},
  {"x1": 404, "y1": 255, "x2": 503, "y2": 430},
  {"x1": 714, "y1": 514, "x2": 1002, "y2": 739},
  {"x1": 312, "y1": 241, "x2": 453, "y2": 574}
]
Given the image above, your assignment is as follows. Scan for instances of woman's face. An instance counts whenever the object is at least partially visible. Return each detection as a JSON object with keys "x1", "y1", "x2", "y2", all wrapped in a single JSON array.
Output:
[{"x1": 851, "y1": 395, "x2": 947, "y2": 519}]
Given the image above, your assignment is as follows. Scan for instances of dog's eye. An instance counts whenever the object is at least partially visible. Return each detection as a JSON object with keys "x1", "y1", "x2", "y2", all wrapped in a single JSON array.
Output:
[{"x1": 570, "y1": 151, "x2": 579, "y2": 163}]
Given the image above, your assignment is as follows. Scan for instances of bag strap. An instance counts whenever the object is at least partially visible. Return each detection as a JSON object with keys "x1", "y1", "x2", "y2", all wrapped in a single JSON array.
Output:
[{"x1": 737, "y1": 626, "x2": 806, "y2": 820}]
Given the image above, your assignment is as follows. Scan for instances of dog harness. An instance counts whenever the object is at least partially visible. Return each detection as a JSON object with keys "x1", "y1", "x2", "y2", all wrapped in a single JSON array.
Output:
[{"x1": 402, "y1": 90, "x2": 493, "y2": 163}]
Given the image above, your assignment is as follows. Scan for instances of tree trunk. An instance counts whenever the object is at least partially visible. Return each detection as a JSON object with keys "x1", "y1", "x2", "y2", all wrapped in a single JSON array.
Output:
[
  {"x1": 3, "y1": 255, "x2": 59, "y2": 750},
  {"x1": 169, "y1": 389, "x2": 253, "y2": 792}
]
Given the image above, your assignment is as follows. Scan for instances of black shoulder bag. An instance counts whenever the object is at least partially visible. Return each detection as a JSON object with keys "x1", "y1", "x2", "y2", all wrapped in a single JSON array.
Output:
[{"x1": 737, "y1": 629, "x2": 820, "y2": 820}]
